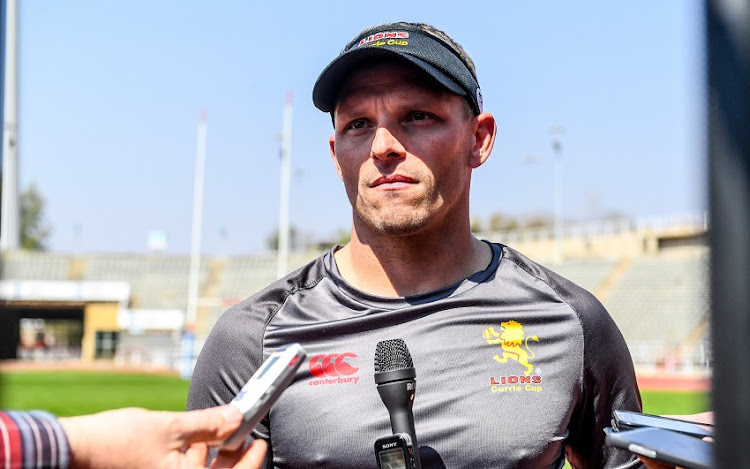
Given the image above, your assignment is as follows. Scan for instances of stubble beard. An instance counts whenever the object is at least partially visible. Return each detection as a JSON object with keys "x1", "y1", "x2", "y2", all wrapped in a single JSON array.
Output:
[{"x1": 354, "y1": 190, "x2": 438, "y2": 238}]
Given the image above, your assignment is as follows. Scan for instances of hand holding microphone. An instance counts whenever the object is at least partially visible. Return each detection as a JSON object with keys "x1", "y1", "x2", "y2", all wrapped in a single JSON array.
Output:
[{"x1": 374, "y1": 338, "x2": 422, "y2": 469}]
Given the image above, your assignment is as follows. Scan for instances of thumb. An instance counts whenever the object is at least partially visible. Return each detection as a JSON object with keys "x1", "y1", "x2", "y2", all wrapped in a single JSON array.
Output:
[{"x1": 175, "y1": 405, "x2": 243, "y2": 445}]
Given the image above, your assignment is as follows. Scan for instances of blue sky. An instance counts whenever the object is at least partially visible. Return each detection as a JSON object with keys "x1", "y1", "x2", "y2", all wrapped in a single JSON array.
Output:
[{"x1": 15, "y1": 1, "x2": 705, "y2": 255}]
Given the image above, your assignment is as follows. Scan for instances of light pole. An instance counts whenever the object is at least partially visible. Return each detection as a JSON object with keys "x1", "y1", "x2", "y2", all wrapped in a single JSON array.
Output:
[
  {"x1": 181, "y1": 111, "x2": 207, "y2": 378},
  {"x1": 522, "y1": 154, "x2": 540, "y2": 224},
  {"x1": 1, "y1": 0, "x2": 20, "y2": 251},
  {"x1": 549, "y1": 125, "x2": 565, "y2": 263},
  {"x1": 277, "y1": 92, "x2": 293, "y2": 279}
]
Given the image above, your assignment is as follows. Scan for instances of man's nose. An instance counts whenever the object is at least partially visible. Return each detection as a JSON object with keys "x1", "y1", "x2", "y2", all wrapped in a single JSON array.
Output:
[{"x1": 371, "y1": 127, "x2": 406, "y2": 161}]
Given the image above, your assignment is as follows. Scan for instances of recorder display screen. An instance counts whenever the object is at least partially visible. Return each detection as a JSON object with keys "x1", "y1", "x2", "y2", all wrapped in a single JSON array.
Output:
[
  {"x1": 256, "y1": 356, "x2": 279, "y2": 379},
  {"x1": 378, "y1": 448, "x2": 407, "y2": 469}
]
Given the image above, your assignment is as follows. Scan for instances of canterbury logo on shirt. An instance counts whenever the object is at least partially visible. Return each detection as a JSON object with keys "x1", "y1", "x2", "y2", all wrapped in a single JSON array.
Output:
[{"x1": 308, "y1": 352, "x2": 360, "y2": 385}]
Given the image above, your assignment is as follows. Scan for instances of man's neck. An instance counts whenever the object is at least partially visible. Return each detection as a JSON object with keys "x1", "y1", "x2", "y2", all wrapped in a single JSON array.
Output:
[{"x1": 333, "y1": 226, "x2": 492, "y2": 298}]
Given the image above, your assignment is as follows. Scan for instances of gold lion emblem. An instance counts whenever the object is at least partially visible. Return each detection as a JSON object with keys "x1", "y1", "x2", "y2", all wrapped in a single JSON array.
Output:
[{"x1": 483, "y1": 320, "x2": 539, "y2": 376}]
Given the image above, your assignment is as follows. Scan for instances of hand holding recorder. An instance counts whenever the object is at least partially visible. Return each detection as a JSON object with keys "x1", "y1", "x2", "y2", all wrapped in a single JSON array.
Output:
[
  {"x1": 220, "y1": 343, "x2": 306, "y2": 451},
  {"x1": 605, "y1": 410, "x2": 715, "y2": 469},
  {"x1": 58, "y1": 406, "x2": 267, "y2": 469}
]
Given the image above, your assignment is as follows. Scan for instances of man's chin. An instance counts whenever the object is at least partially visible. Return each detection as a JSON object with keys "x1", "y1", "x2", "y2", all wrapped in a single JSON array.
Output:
[{"x1": 366, "y1": 213, "x2": 431, "y2": 237}]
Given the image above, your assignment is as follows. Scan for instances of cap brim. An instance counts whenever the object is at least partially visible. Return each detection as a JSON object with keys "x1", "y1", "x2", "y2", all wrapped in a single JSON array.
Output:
[{"x1": 312, "y1": 47, "x2": 467, "y2": 113}]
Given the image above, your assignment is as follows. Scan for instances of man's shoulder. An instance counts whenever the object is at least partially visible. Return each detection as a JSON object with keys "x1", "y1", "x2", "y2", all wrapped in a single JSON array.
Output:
[
  {"x1": 188, "y1": 251, "x2": 331, "y2": 409},
  {"x1": 497, "y1": 244, "x2": 584, "y2": 290}
]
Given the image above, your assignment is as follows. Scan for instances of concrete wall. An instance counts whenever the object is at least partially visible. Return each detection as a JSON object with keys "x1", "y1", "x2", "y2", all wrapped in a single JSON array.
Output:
[{"x1": 81, "y1": 302, "x2": 120, "y2": 361}]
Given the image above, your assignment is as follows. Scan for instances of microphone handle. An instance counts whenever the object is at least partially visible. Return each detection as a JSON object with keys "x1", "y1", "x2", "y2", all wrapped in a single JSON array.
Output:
[{"x1": 377, "y1": 380, "x2": 422, "y2": 469}]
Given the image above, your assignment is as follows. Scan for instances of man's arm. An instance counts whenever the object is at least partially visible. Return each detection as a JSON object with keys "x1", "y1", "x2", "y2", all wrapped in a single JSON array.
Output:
[
  {"x1": 0, "y1": 410, "x2": 71, "y2": 468},
  {"x1": 186, "y1": 301, "x2": 268, "y2": 414},
  {"x1": 0, "y1": 406, "x2": 267, "y2": 469},
  {"x1": 563, "y1": 291, "x2": 644, "y2": 468},
  {"x1": 186, "y1": 298, "x2": 277, "y2": 466}
]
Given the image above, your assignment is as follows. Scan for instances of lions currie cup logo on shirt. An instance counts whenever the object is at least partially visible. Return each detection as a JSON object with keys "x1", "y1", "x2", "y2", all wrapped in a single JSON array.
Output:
[
  {"x1": 308, "y1": 352, "x2": 360, "y2": 385},
  {"x1": 483, "y1": 320, "x2": 543, "y2": 394}
]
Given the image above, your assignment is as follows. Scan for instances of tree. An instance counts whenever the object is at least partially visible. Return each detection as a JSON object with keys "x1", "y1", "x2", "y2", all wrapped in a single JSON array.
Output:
[
  {"x1": 20, "y1": 182, "x2": 51, "y2": 251},
  {"x1": 313, "y1": 228, "x2": 351, "y2": 251},
  {"x1": 266, "y1": 226, "x2": 299, "y2": 251},
  {"x1": 470, "y1": 215, "x2": 483, "y2": 233},
  {"x1": 525, "y1": 215, "x2": 552, "y2": 229},
  {"x1": 488, "y1": 212, "x2": 520, "y2": 232}
]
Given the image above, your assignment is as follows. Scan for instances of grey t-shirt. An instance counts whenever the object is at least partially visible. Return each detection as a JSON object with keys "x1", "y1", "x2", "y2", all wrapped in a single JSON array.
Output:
[{"x1": 187, "y1": 242, "x2": 642, "y2": 468}]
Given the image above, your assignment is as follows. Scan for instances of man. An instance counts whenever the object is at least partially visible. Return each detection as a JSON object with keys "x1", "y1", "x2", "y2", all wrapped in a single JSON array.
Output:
[
  {"x1": 188, "y1": 22, "x2": 643, "y2": 468},
  {"x1": 0, "y1": 406, "x2": 267, "y2": 468}
]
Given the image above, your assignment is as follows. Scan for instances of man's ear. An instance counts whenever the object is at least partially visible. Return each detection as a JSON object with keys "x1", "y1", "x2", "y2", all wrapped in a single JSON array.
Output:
[
  {"x1": 329, "y1": 135, "x2": 344, "y2": 181},
  {"x1": 468, "y1": 113, "x2": 497, "y2": 169}
]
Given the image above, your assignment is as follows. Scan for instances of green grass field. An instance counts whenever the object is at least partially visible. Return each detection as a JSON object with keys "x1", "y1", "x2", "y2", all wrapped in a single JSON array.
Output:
[
  {"x1": 0, "y1": 371, "x2": 191, "y2": 416},
  {"x1": 640, "y1": 389, "x2": 711, "y2": 415},
  {"x1": 0, "y1": 370, "x2": 711, "y2": 417}
]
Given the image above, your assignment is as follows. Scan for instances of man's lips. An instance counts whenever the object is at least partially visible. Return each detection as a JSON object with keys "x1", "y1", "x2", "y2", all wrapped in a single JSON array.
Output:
[{"x1": 370, "y1": 174, "x2": 417, "y2": 188}]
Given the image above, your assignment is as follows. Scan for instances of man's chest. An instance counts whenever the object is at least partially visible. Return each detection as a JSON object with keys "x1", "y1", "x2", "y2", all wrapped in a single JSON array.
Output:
[{"x1": 263, "y1": 310, "x2": 583, "y2": 468}]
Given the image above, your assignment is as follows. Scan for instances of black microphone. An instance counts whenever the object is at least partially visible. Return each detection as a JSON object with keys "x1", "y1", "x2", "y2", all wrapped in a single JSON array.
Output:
[{"x1": 374, "y1": 338, "x2": 422, "y2": 469}]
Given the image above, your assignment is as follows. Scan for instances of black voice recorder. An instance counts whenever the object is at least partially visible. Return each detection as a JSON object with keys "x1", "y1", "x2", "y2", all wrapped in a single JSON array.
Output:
[{"x1": 375, "y1": 433, "x2": 416, "y2": 469}]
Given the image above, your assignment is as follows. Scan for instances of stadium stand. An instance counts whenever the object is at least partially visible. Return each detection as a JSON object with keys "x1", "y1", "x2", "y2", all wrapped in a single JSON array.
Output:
[
  {"x1": 546, "y1": 256, "x2": 619, "y2": 293},
  {"x1": 0, "y1": 250, "x2": 71, "y2": 280},
  {"x1": 216, "y1": 254, "x2": 279, "y2": 302},
  {"x1": 206, "y1": 252, "x2": 320, "y2": 325},
  {"x1": 604, "y1": 247, "x2": 710, "y2": 372},
  {"x1": 115, "y1": 331, "x2": 181, "y2": 370},
  {"x1": 0, "y1": 214, "x2": 711, "y2": 375},
  {"x1": 83, "y1": 254, "x2": 209, "y2": 310}
]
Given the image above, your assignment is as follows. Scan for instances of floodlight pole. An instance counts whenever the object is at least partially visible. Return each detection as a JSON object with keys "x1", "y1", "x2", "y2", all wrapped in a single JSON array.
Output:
[
  {"x1": 550, "y1": 125, "x2": 566, "y2": 263},
  {"x1": 277, "y1": 92, "x2": 292, "y2": 278},
  {"x1": 522, "y1": 154, "x2": 540, "y2": 223},
  {"x1": 181, "y1": 112, "x2": 207, "y2": 378},
  {"x1": 1, "y1": 0, "x2": 19, "y2": 251}
]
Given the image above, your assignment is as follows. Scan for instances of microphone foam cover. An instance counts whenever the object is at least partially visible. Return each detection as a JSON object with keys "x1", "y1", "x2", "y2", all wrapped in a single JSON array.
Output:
[{"x1": 374, "y1": 338, "x2": 414, "y2": 373}]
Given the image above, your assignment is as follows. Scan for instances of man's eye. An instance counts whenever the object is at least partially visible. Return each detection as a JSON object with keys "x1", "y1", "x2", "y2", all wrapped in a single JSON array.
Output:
[
  {"x1": 411, "y1": 112, "x2": 430, "y2": 121},
  {"x1": 349, "y1": 120, "x2": 366, "y2": 129}
]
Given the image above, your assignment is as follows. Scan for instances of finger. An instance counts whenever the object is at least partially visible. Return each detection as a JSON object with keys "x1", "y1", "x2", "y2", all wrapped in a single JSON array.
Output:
[
  {"x1": 637, "y1": 455, "x2": 677, "y2": 469},
  {"x1": 174, "y1": 406, "x2": 243, "y2": 445},
  {"x1": 184, "y1": 442, "x2": 208, "y2": 466},
  {"x1": 233, "y1": 440, "x2": 268, "y2": 469},
  {"x1": 210, "y1": 446, "x2": 247, "y2": 469}
]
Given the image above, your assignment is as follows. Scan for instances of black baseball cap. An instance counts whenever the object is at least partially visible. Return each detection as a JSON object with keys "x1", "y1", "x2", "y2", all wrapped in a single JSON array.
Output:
[{"x1": 313, "y1": 23, "x2": 483, "y2": 115}]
